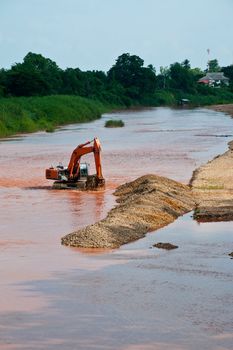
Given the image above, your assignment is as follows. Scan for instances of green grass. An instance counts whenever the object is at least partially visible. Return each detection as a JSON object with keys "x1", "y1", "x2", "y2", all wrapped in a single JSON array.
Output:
[
  {"x1": 105, "y1": 119, "x2": 125, "y2": 128},
  {"x1": 1, "y1": 89, "x2": 233, "y2": 138},
  {"x1": 0, "y1": 95, "x2": 114, "y2": 138}
]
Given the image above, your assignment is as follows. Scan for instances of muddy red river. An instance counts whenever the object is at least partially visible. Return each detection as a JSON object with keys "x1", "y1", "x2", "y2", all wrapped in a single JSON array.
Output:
[{"x1": 0, "y1": 107, "x2": 233, "y2": 349}]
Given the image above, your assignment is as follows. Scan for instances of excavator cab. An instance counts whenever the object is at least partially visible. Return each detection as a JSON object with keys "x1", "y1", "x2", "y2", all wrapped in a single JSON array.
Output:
[
  {"x1": 79, "y1": 163, "x2": 89, "y2": 178},
  {"x1": 46, "y1": 162, "x2": 89, "y2": 181}
]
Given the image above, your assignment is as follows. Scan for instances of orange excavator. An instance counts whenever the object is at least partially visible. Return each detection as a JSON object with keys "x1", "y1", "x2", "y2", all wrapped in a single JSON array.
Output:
[{"x1": 45, "y1": 137, "x2": 105, "y2": 190}]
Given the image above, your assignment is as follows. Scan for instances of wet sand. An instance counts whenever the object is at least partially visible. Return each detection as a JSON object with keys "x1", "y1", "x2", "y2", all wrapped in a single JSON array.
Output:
[
  {"x1": 62, "y1": 174, "x2": 195, "y2": 248},
  {"x1": 1, "y1": 107, "x2": 233, "y2": 349},
  {"x1": 191, "y1": 140, "x2": 233, "y2": 221}
]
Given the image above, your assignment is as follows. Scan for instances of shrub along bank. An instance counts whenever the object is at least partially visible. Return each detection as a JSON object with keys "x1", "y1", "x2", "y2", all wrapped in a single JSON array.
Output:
[{"x1": 0, "y1": 95, "x2": 113, "y2": 137}]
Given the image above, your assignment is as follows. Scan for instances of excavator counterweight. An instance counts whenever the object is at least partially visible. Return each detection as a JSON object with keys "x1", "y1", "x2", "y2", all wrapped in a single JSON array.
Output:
[{"x1": 45, "y1": 137, "x2": 105, "y2": 190}]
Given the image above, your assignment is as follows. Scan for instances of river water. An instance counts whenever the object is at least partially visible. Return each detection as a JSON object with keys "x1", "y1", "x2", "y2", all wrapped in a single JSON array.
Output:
[{"x1": 0, "y1": 107, "x2": 233, "y2": 350}]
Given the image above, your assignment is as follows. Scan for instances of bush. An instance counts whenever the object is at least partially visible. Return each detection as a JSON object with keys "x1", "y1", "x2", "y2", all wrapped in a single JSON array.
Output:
[
  {"x1": 152, "y1": 90, "x2": 177, "y2": 106},
  {"x1": 105, "y1": 119, "x2": 124, "y2": 128}
]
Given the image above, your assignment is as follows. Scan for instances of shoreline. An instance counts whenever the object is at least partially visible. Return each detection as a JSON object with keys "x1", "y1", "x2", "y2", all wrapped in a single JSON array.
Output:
[
  {"x1": 207, "y1": 103, "x2": 233, "y2": 117},
  {"x1": 1, "y1": 101, "x2": 233, "y2": 139},
  {"x1": 190, "y1": 140, "x2": 233, "y2": 221},
  {"x1": 192, "y1": 104, "x2": 233, "y2": 220},
  {"x1": 0, "y1": 95, "x2": 118, "y2": 138}
]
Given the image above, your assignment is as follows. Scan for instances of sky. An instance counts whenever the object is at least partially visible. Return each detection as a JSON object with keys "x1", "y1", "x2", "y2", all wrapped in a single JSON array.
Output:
[{"x1": 0, "y1": 0, "x2": 233, "y2": 72}]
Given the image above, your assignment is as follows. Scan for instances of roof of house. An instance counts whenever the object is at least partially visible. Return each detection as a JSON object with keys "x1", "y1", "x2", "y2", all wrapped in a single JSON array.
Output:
[
  {"x1": 198, "y1": 72, "x2": 229, "y2": 82},
  {"x1": 206, "y1": 72, "x2": 229, "y2": 80}
]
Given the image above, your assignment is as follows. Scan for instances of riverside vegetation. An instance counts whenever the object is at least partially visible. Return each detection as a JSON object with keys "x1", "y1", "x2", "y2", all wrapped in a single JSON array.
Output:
[
  {"x1": 1, "y1": 52, "x2": 233, "y2": 137},
  {"x1": 0, "y1": 95, "x2": 110, "y2": 137},
  {"x1": 105, "y1": 119, "x2": 124, "y2": 128}
]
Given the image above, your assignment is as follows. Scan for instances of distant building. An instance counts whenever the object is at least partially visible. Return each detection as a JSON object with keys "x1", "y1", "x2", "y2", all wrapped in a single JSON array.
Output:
[{"x1": 198, "y1": 72, "x2": 229, "y2": 87}]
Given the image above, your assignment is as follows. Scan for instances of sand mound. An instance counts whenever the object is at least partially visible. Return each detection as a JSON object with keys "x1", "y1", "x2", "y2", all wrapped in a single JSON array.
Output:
[
  {"x1": 191, "y1": 141, "x2": 233, "y2": 221},
  {"x1": 61, "y1": 174, "x2": 195, "y2": 248}
]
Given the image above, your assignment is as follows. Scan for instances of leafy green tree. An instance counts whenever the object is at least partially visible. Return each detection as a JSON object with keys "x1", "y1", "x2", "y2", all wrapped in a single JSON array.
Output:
[
  {"x1": 6, "y1": 52, "x2": 63, "y2": 96},
  {"x1": 168, "y1": 61, "x2": 197, "y2": 92},
  {"x1": 61, "y1": 68, "x2": 86, "y2": 95},
  {"x1": 190, "y1": 67, "x2": 203, "y2": 77},
  {"x1": 182, "y1": 59, "x2": 191, "y2": 69},
  {"x1": 222, "y1": 65, "x2": 233, "y2": 82},
  {"x1": 208, "y1": 59, "x2": 220, "y2": 72},
  {"x1": 1, "y1": 51, "x2": 232, "y2": 106},
  {"x1": 61, "y1": 68, "x2": 109, "y2": 99},
  {"x1": 82, "y1": 70, "x2": 107, "y2": 98},
  {"x1": 108, "y1": 53, "x2": 144, "y2": 87},
  {"x1": 0, "y1": 69, "x2": 7, "y2": 96},
  {"x1": 222, "y1": 64, "x2": 233, "y2": 91},
  {"x1": 23, "y1": 52, "x2": 63, "y2": 93},
  {"x1": 156, "y1": 66, "x2": 170, "y2": 89},
  {"x1": 107, "y1": 53, "x2": 156, "y2": 100},
  {"x1": 6, "y1": 63, "x2": 49, "y2": 96}
]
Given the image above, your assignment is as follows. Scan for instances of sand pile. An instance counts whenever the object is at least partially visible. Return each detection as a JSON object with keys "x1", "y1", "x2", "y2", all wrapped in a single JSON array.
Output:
[
  {"x1": 61, "y1": 174, "x2": 195, "y2": 248},
  {"x1": 191, "y1": 141, "x2": 233, "y2": 221}
]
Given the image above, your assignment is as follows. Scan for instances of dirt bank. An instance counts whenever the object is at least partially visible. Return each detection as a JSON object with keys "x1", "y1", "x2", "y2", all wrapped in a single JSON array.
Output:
[
  {"x1": 208, "y1": 104, "x2": 233, "y2": 117},
  {"x1": 191, "y1": 141, "x2": 233, "y2": 221},
  {"x1": 61, "y1": 175, "x2": 195, "y2": 248}
]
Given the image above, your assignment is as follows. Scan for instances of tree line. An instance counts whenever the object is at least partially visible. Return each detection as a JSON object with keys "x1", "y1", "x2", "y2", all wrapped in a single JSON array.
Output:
[{"x1": 0, "y1": 52, "x2": 233, "y2": 106}]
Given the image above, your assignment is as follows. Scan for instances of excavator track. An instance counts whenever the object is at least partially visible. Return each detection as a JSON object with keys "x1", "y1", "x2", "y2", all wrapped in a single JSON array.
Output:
[{"x1": 52, "y1": 175, "x2": 105, "y2": 191}]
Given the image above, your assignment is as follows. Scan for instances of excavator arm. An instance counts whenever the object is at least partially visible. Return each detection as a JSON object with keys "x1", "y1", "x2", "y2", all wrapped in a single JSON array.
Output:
[
  {"x1": 67, "y1": 143, "x2": 93, "y2": 179},
  {"x1": 93, "y1": 137, "x2": 104, "y2": 181},
  {"x1": 67, "y1": 138, "x2": 103, "y2": 180}
]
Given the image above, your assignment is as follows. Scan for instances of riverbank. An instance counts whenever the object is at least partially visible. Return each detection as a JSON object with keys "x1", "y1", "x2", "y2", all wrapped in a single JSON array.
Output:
[
  {"x1": 2, "y1": 94, "x2": 233, "y2": 139},
  {"x1": 61, "y1": 175, "x2": 195, "y2": 248},
  {"x1": 208, "y1": 103, "x2": 233, "y2": 117},
  {"x1": 191, "y1": 140, "x2": 233, "y2": 221},
  {"x1": 0, "y1": 95, "x2": 116, "y2": 137}
]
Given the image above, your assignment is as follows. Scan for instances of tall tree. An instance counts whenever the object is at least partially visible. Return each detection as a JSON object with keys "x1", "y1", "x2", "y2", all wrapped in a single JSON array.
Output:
[
  {"x1": 0, "y1": 69, "x2": 7, "y2": 96},
  {"x1": 107, "y1": 53, "x2": 156, "y2": 100},
  {"x1": 6, "y1": 52, "x2": 63, "y2": 96},
  {"x1": 222, "y1": 64, "x2": 233, "y2": 90},
  {"x1": 222, "y1": 65, "x2": 233, "y2": 82},
  {"x1": 61, "y1": 68, "x2": 85, "y2": 95},
  {"x1": 169, "y1": 61, "x2": 196, "y2": 92},
  {"x1": 208, "y1": 59, "x2": 220, "y2": 72},
  {"x1": 6, "y1": 63, "x2": 49, "y2": 96},
  {"x1": 157, "y1": 66, "x2": 170, "y2": 89},
  {"x1": 23, "y1": 52, "x2": 63, "y2": 93}
]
